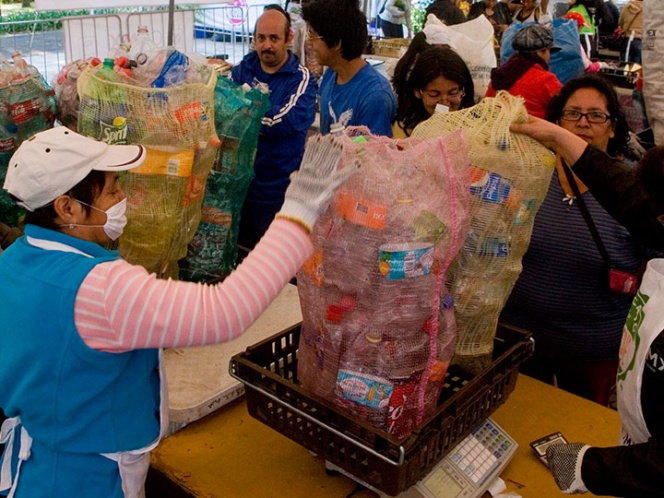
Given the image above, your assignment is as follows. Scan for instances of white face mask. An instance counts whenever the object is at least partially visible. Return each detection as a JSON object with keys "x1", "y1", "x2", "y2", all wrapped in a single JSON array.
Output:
[{"x1": 65, "y1": 198, "x2": 128, "y2": 241}]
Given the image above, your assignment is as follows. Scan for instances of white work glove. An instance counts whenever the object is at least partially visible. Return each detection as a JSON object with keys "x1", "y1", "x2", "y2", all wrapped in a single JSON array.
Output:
[
  {"x1": 276, "y1": 135, "x2": 359, "y2": 232},
  {"x1": 546, "y1": 443, "x2": 591, "y2": 494}
]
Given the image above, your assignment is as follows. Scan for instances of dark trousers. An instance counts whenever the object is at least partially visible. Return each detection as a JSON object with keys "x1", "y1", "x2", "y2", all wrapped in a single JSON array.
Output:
[
  {"x1": 520, "y1": 355, "x2": 618, "y2": 407},
  {"x1": 237, "y1": 195, "x2": 283, "y2": 251},
  {"x1": 378, "y1": 18, "x2": 404, "y2": 38},
  {"x1": 622, "y1": 37, "x2": 642, "y2": 64}
]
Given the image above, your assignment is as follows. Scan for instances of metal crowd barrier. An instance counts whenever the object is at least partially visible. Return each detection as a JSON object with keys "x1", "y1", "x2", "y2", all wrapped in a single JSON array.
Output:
[{"x1": 0, "y1": 3, "x2": 273, "y2": 84}]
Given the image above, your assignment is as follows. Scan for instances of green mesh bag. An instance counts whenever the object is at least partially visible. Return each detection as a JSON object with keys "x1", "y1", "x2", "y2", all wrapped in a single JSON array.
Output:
[
  {"x1": 0, "y1": 70, "x2": 57, "y2": 226},
  {"x1": 77, "y1": 63, "x2": 218, "y2": 279},
  {"x1": 179, "y1": 76, "x2": 269, "y2": 283}
]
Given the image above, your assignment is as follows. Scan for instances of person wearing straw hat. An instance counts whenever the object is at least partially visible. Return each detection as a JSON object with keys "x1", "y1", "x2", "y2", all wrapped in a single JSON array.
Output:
[{"x1": 0, "y1": 127, "x2": 356, "y2": 497}]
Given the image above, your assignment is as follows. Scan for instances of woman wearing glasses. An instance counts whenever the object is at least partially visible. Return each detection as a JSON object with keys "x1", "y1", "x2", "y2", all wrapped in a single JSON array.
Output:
[
  {"x1": 500, "y1": 74, "x2": 657, "y2": 407},
  {"x1": 391, "y1": 32, "x2": 475, "y2": 138}
]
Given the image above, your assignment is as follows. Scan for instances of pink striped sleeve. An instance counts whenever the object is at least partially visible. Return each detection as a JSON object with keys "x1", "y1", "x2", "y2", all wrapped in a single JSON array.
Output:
[{"x1": 75, "y1": 219, "x2": 313, "y2": 352}]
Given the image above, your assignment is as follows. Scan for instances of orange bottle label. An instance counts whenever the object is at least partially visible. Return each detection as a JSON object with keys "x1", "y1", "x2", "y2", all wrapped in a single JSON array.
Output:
[
  {"x1": 302, "y1": 251, "x2": 324, "y2": 286},
  {"x1": 335, "y1": 192, "x2": 387, "y2": 230},
  {"x1": 131, "y1": 147, "x2": 194, "y2": 178}
]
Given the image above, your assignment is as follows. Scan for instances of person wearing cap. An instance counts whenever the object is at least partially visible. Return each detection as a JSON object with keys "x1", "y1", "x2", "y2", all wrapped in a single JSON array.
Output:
[
  {"x1": 565, "y1": 11, "x2": 607, "y2": 73},
  {"x1": 484, "y1": 23, "x2": 562, "y2": 118},
  {"x1": 566, "y1": 0, "x2": 598, "y2": 58},
  {"x1": 0, "y1": 127, "x2": 356, "y2": 497},
  {"x1": 509, "y1": 114, "x2": 664, "y2": 497}
]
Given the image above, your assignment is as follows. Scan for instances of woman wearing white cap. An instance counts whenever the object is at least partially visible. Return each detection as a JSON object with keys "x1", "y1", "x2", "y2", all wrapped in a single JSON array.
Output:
[{"x1": 0, "y1": 127, "x2": 356, "y2": 498}]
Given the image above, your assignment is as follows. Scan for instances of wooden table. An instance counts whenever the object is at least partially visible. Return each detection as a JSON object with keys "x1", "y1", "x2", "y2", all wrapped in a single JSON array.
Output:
[{"x1": 150, "y1": 374, "x2": 621, "y2": 498}]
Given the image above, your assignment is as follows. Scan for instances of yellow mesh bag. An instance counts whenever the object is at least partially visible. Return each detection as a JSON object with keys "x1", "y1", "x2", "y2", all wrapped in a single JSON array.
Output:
[
  {"x1": 413, "y1": 91, "x2": 555, "y2": 374},
  {"x1": 77, "y1": 64, "x2": 218, "y2": 278}
]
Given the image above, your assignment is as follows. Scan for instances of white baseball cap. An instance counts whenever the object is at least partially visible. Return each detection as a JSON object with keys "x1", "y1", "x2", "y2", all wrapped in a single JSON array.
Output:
[{"x1": 4, "y1": 127, "x2": 145, "y2": 211}]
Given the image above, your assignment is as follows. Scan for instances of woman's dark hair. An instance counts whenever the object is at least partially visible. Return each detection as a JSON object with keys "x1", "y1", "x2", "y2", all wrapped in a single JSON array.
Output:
[
  {"x1": 568, "y1": 0, "x2": 598, "y2": 10},
  {"x1": 546, "y1": 73, "x2": 630, "y2": 157},
  {"x1": 518, "y1": 50, "x2": 550, "y2": 70},
  {"x1": 302, "y1": 0, "x2": 367, "y2": 60},
  {"x1": 21, "y1": 170, "x2": 107, "y2": 231},
  {"x1": 392, "y1": 32, "x2": 475, "y2": 134}
]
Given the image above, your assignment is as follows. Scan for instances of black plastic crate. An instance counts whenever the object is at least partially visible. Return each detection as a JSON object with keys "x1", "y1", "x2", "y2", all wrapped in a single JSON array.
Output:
[{"x1": 229, "y1": 323, "x2": 533, "y2": 496}]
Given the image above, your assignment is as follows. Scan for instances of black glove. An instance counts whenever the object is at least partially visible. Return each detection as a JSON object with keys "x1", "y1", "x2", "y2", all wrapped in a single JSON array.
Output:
[{"x1": 546, "y1": 442, "x2": 591, "y2": 494}]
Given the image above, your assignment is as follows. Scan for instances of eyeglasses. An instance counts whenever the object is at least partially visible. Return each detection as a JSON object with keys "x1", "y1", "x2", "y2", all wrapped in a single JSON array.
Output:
[
  {"x1": 306, "y1": 30, "x2": 324, "y2": 41},
  {"x1": 561, "y1": 109, "x2": 612, "y2": 124},
  {"x1": 422, "y1": 88, "x2": 464, "y2": 103}
]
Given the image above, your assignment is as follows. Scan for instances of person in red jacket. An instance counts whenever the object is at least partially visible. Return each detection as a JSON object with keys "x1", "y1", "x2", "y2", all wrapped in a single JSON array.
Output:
[{"x1": 485, "y1": 23, "x2": 562, "y2": 118}]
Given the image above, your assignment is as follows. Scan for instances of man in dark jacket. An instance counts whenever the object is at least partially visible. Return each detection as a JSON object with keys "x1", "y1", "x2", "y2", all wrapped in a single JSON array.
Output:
[
  {"x1": 232, "y1": 6, "x2": 317, "y2": 249},
  {"x1": 424, "y1": 0, "x2": 466, "y2": 25}
]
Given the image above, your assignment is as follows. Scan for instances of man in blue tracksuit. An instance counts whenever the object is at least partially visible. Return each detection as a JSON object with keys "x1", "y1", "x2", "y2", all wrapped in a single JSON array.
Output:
[{"x1": 232, "y1": 6, "x2": 317, "y2": 249}]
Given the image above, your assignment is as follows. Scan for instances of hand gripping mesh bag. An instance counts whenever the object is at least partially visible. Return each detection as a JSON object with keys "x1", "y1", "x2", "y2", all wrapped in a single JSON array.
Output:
[
  {"x1": 296, "y1": 128, "x2": 470, "y2": 438},
  {"x1": 77, "y1": 61, "x2": 218, "y2": 279},
  {"x1": 180, "y1": 77, "x2": 270, "y2": 282},
  {"x1": 413, "y1": 91, "x2": 555, "y2": 374}
]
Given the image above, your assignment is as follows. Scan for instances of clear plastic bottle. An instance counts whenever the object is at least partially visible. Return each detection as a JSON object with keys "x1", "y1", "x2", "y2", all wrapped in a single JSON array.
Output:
[
  {"x1": 335, "y1": 328, "x2": 396, "y2": 429},
  {"x1": 385, "y1": 332, "x2": 428, "y2": 437},
  {"x1": 89, "y1": 58, "x2": 129, "y2": 144},
  {"x1": 10, "y1": 51, "x2": 30, "y2": 82},
  {"x1": 151, "y1": 49, "x2": 188, "y2": 88},
  {"x1": 129, "y1": 26, "x2": 157, "y2": 67},
  {"x1": 0, "y1": 121, "x2": 17, "y2": 165}
]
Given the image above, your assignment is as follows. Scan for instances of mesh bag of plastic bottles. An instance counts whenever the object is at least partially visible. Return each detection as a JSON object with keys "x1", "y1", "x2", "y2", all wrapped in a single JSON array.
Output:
[
  {"x1": 53, "y1": 58, "x2": 101, "y2": 131},
  {"x1": 77, "y1": 60, "x2": 218, "y2": 278},
  {"x1": 296, "y1": 129, "x2": 470, "y2": 438},
  {"x1": 412, "y1": 91, "x2": 555, "y2": 374},
  {"x1": 0, "y1": 54, "x2": 57, "y2": 226},
  {"x1": 179, "y1": 76, "x2": 269, "y2": 283}
]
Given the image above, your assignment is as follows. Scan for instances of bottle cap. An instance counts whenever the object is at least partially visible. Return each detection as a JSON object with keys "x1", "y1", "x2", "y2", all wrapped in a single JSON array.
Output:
[
  {"x1": 330, "y1": 122, "x2": 345, "y2": 136},
  {"x1": 326, "y1": 305, "x2": 344, "y2": 323},
  {"x1": 339, "y1": 295, "x2": 356, "y2": 312},
  {"x1": 365, "y1": 328, "x2": 382, "y2": 343}
]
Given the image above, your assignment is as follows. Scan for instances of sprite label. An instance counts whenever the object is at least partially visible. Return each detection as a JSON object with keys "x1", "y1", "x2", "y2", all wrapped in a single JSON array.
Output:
[{"x1": 100, "y1": 116, "x2": 128, "y2": 144}]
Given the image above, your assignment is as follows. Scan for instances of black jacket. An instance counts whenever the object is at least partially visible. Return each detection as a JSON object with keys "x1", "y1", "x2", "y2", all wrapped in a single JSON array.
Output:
[
  {"x1": 574, "y1": 145, "x2": 664, "y2": 252},
  {"x1": 574, "y1": 144, "x2": 664, "y2": 497}
]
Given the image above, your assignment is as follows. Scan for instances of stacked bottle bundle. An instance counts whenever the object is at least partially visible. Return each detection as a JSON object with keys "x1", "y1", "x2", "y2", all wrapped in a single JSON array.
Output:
[
  {"x1": 412, "y1": 91, "x2": 555, "y2": 374},
  {"x1": 76, "y1": 28, "x2": 219, "y2": 279},
  {"x1": 53, "y1": 57, "x2": 102, "y2": 131},
  {"x1": 0, "y1": 51, "x2": 57, "y2": 225},
  {"x1": 296, "y1": 129, "x2": 470, "y2": 438},
  {"x1": 180, "y1": 76, "x2": 270, "y2": 283}
]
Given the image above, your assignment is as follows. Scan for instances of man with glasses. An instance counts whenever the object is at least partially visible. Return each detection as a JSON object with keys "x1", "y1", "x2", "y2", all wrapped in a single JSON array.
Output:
[
  {"x1": 231, "y1": 5, "x2": 317, "y2": 249},
  {"x1": 302, "y1": 0, "x2": 396, "y2": 136}
]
